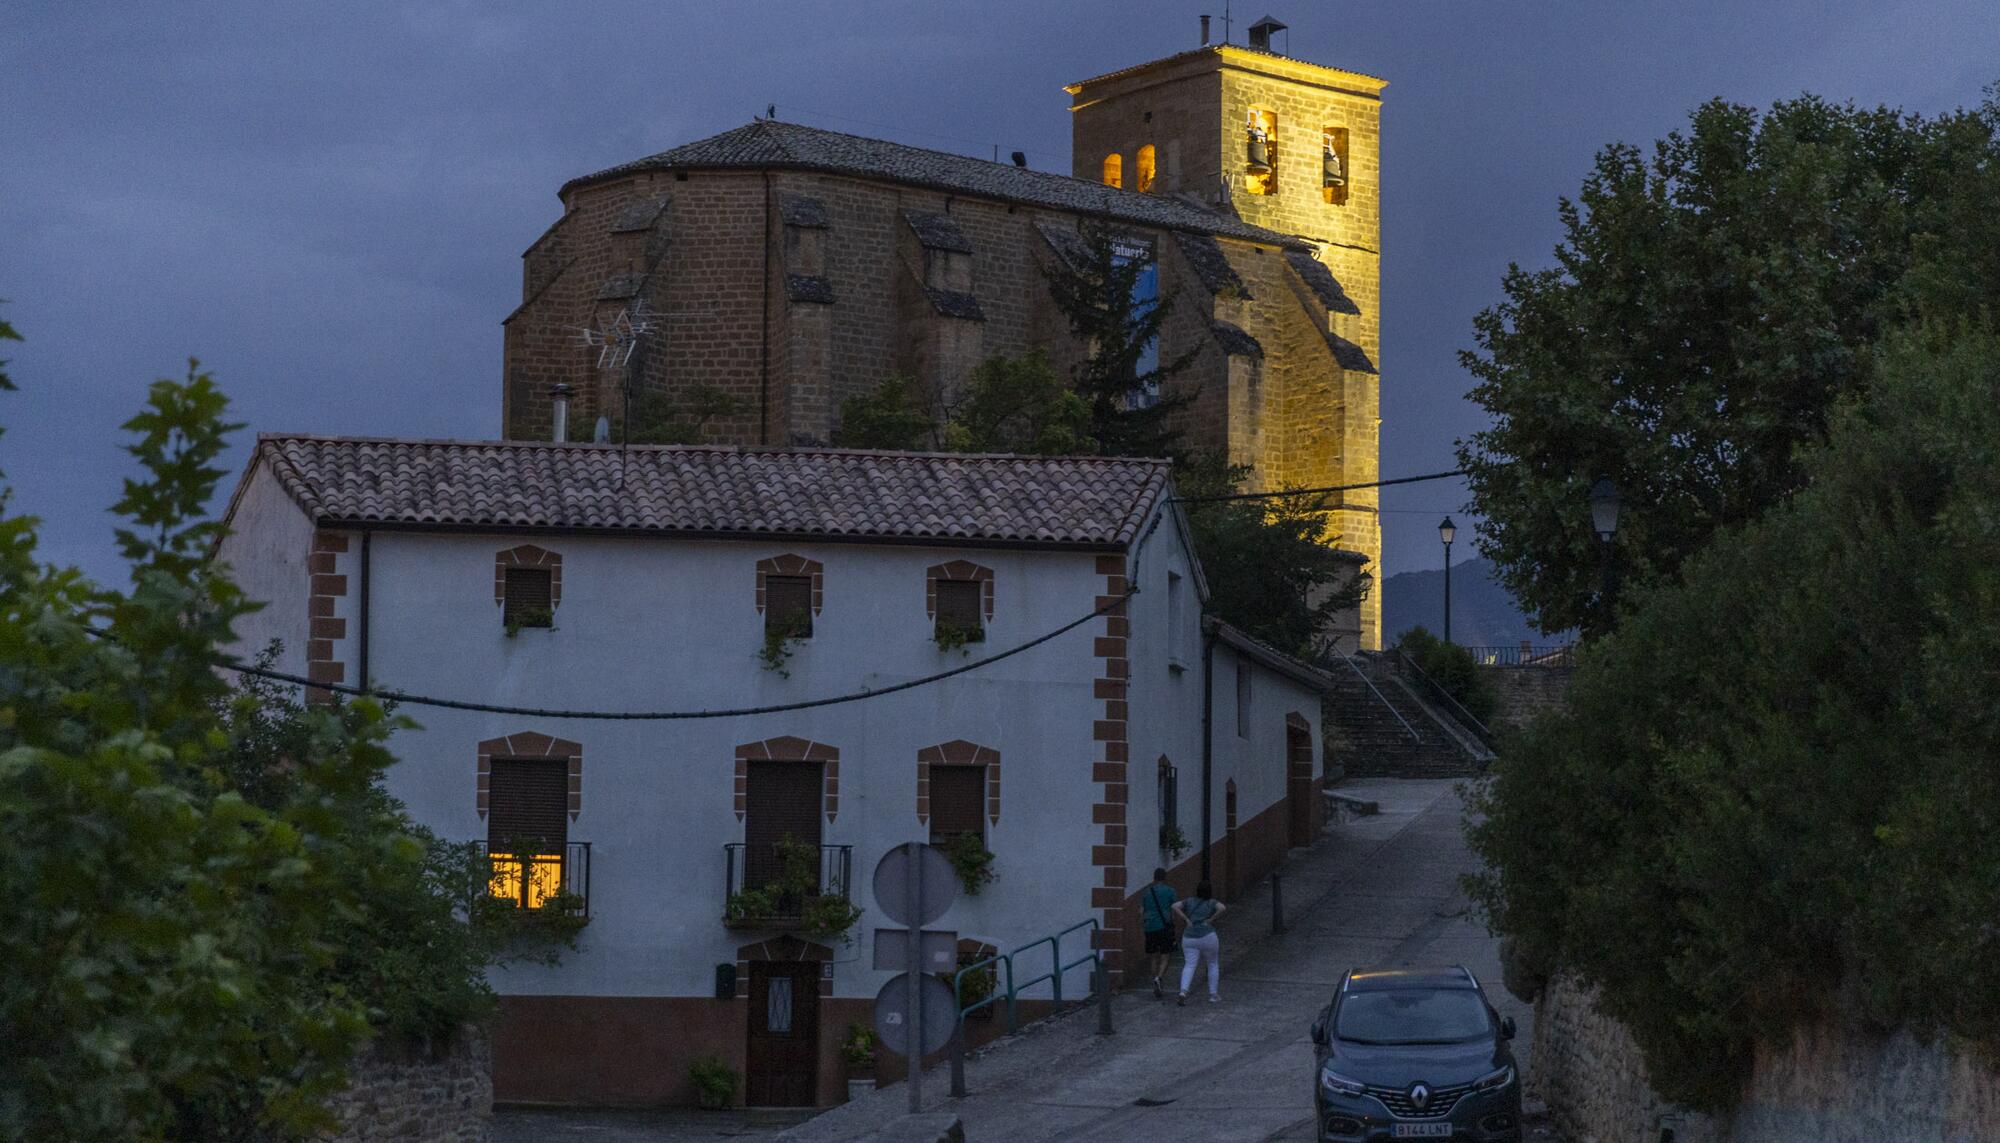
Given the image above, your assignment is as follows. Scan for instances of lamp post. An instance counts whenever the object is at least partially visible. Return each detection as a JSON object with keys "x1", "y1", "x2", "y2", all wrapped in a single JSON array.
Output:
[
  {"x1": 1438, "y1": 516, "x2": 1457, "y2": 644},
  {"x1": 1587, "y1": 477, "x2": 1621, "y2": 614}
]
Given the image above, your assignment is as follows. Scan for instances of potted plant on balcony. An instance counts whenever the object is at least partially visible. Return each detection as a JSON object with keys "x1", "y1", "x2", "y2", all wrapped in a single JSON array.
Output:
[
  {"x1": 1158, "y1": 822, "x2": 1190, "y2": 862},
  {"x1": 688, "y1": 1055, "x2": 738, "y2": 1110},
  {"x1": 724, "y1": 835, "x2": 862, "y2": 943},
  {"x1": 840, "y1": 1022, "x2": 878, "y2": 1102},
  {"x1": 941, "y1": 830, "x2": 997, "y2": 895},
  {"x1": 756, "y1": 611, "x2": 811, "y2": 678}
]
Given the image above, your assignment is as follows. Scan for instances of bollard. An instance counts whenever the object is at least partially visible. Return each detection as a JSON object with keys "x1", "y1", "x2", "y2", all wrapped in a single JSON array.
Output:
[
  {"x1": 1096, "y1": 958, "x2": 1114, "y2": 1035},
  {"x1": 949, "y1": 1023, "x2": 967, "y2": 1097},
  {"x1": 1272, "y1": 872, "x2": 1286, "y2": 934}
]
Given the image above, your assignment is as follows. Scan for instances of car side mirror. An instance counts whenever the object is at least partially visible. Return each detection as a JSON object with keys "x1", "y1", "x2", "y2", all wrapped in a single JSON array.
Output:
[
  {"x1": 1500, "y1": 1016, "x2": 1516, "y2": 1041},
  {"x1": 1310, "y1": 1004, "x2": 1331, "y2": 1046}
]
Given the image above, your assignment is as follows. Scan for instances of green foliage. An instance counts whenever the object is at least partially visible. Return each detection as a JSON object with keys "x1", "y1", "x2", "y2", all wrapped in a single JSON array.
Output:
[
  {"x1": 941, "y1": 830, "x2": 997, "y2": 895},
  {"x1": 1466, "y1": 324, "x2": 2000, "y2": 1110},
  {"x1": 1458, "y1": 90, "x2": 2000, "y2": 637},
  {"x1": 939, "y1": 351, "x2": 1092, "y2": 455},
  {"x1": 0, "y1": 357, "x2": 538, "y2": 1140},
  {"x1": 1393, "y1": 626, "x2": 1496, "y2": 725},
  {"x1": 839, "y1": 1022, "x2": 879, "y2": 1068},
  {"x1": 687, "y1": 1055, "x2": 738, "y2": 1108},
  {"x1": 503, "y1": 606, "x2": 555, "y2": 637},
  {"x1": 1158, "y1": 823, "x2": 1190, "y2": 860},
  {"x1": 833, "y1": 374, "x2": 937, "y2": 450},
  {"x1": 1039, "y1": 223, "x2": 1197, "y2": 458},
  {"x1": 725, "y1": 835, "x2": 861, "y2": 941},
  {"x1": 755, "y1": 612, "x2": 810, "y2": 677},
  {"x1": 946, "y1": 953, "x2": 997, "y2": 1011},
  {"x1": 932, "y1": 617, "x2": 981, "y2": 653},
  {"x1": 1175, "y1": 454, "x2": 1369, "y2": 657}
]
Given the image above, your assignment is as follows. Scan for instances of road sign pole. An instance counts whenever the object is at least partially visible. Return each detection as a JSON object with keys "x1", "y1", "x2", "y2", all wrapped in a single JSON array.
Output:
[
  {"x1": 949, "y1": 1021, "x2": 967, "y2": 1096},
  {"x1": 906, "y1": 842, "x2": 923, "y2": 1114}
]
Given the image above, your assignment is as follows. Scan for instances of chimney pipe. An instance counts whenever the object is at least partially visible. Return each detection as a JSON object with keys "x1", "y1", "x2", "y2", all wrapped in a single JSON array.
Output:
[
  {"x1": 549, "y1": 383, "x2": 573, "y2": 443},
  {"x1": 1010, "y1": 151, "x2": 1027, "y2": 168},
  {"x1": 1200, "y1": 14, "x2": 1210, "y2": 44}
]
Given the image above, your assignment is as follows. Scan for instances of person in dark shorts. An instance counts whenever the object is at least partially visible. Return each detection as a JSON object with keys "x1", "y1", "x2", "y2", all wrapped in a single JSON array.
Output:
[{"x1": 1139, "y1": 867, "x2": 1178, "y2": 999}]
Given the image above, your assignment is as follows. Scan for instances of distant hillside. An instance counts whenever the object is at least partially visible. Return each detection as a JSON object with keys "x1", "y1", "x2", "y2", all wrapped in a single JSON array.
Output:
[{"x1": 1381, "y1": 557, "x2": 1560, "y2": 649}]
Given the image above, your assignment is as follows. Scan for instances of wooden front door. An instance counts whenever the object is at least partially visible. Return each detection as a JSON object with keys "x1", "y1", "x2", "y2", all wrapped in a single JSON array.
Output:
[
  {"x1": 1287, "y1": 722, "x2": 1314, "y2": 848},
  {"x1": 744, "y1": 760, "x2": 824, "y2": 891},
  {"x1": 746, "y1": 960, "x2": 821, "y2": 1107}
]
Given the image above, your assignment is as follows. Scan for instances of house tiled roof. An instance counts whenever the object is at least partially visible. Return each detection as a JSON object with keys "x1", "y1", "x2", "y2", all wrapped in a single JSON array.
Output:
[
  {"x1": 245, "y1": 436, "x2": 1172, "y2": 549},
  {"x1": 566, "y1": 120, "x2": 1305, "y2": 249}
]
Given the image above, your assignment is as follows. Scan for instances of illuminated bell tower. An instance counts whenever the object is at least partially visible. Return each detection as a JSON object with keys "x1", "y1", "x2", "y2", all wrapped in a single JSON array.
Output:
[{"x1": 1066, "y1": 18, "x2": 1387, "y2": 648}]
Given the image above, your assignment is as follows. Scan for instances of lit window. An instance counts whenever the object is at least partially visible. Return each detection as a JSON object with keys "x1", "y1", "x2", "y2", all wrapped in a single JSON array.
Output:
[
  {"x1": 487, "y1": 758, "x2": 569, "y2": 909},
  {"x1": 1102, "y1": 153, "x2": 1123, "y2": 188},
  {"x1": 1135, "y1": 145, "x2": 1156, "y2": 193},
  {"x1": 1322, "y1": 126, "x2": 1350, "y2": 205},
  {"x1": 1244, "y1": 108, "x2": 1277, "y2": 195}
]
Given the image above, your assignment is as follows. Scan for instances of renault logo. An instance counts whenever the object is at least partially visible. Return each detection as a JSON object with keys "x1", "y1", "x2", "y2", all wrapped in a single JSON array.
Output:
[{"x1": 1408, "y1": 1082, "x2": 1431, "y2": 1110}]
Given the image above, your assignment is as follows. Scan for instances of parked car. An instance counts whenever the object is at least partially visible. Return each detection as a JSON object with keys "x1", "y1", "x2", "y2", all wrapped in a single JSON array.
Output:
[{"x1": 1309, "y1": 965, "x2": 1523, "y2": 1142}]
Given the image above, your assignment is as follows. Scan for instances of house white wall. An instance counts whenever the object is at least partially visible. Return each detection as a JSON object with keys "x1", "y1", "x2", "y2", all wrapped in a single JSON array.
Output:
[{"x1": 214, "y1": 454, "x2": 314, "y2": 678}]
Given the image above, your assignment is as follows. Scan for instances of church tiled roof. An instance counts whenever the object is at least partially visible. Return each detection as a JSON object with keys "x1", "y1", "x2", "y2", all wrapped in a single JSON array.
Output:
[
  {"x1": 242, "y1": 435, "x2": 1172, "y2": 549},
  {"x1": 566, "y1": 120, "x2": 1306, "y2": 249}
]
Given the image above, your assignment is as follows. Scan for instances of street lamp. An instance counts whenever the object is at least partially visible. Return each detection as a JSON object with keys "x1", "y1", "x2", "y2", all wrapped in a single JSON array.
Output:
[
  {"x1": 1438, "y1": 516, "x2": 1457, "y2": 644},
  {"x1": 1587, "y1": 477, "x2": 1620, "y2": 610}
]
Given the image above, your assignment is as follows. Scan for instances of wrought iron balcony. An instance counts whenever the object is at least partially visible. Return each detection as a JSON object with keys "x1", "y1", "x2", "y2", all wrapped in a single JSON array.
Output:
[
  {"x1": 722, "y1": 842, "x2": 853, "y2": 930},
  {"x1": 477, "y1": 840, "x2": 590, "y2": 921}
]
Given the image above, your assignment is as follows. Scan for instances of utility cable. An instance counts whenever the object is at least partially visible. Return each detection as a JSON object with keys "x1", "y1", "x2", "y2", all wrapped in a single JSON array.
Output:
[
  {"x1": 199, "y1": 586, "x2": 1138, "y2": 721},
  {"x1": 1169, "y1": 468, "x2": 1468, "y2": 504}
]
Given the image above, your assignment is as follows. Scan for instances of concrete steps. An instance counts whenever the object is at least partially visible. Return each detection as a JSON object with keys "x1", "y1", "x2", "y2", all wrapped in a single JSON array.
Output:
[{"x1": 1324, "y1": 653, "x2": 1485, "y2": 779}]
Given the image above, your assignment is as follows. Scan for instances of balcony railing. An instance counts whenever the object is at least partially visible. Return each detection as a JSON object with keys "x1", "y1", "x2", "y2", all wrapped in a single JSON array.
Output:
[
  {"x1": 1465, "y1": 643, "x2": 1575, "y2": 668},
  {"x1": 477, "y1": 840, "x2": 590, "y2": 920},
  {"x1": 722, "y1": 842, "x2": 853, "y2": 930}
]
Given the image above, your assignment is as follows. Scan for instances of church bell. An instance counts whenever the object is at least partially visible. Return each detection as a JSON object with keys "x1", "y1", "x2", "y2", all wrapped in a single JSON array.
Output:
[
  {"x1": 1246, "y1": 114, "x2": 1272, "y2": 173},
  {"x1": 1322, "y1": 136, "x2": 1345, "y2": 187}
]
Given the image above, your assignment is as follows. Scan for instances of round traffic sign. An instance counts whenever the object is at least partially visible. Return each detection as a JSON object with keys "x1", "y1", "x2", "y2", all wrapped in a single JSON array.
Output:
[
  {"x1": 872, "y1": 972, "x2": 958, "y2": 1057},
  {"x1": 871, "y1": 841, "x2": 959, "y2": 927}
]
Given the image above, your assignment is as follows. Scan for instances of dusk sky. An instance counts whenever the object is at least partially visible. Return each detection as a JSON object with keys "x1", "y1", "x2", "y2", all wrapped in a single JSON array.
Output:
[{"x1": 4, "y1": 1, "x2": 1993, "y2": 590}]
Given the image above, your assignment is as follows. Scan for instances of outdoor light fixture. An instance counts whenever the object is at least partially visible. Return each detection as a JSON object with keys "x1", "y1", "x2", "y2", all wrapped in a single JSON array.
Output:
[
  {"x1": 1588, "y1": 477, "x2": 1621, "y2": 541},
  {"x1": 1439, "y1": 516, "x2": 1456, "y2": 644}
]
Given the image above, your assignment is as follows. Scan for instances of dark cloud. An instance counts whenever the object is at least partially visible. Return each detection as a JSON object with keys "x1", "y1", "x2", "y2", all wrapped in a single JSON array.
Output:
[{"x1": 2, "y1": 0, "x2": 1991, "y2": 588}]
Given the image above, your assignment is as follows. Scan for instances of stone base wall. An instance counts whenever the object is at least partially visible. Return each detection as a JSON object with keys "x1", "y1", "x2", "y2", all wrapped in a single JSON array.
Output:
[
  {"x1": 1533, "y1": 976, "x2": 2000, "y2": 1143},
  {"x1": 1479, "y1": 666, "x2": 1571, "y2": 732},
  {"x1": 324, "y1": 1027, "x2": 491, "y2": 1142}
]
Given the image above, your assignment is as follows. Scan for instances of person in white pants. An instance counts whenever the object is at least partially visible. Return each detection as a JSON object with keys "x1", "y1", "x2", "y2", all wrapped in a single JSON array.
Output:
[{"x1": 1172, "y1": 881, "x2": 1227, "y2": 1004}]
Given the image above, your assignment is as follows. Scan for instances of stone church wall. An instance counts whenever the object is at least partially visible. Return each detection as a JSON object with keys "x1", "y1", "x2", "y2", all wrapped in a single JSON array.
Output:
[{"x1": 1533, "y1": 976, "x2": 2000, "y2": 1143}]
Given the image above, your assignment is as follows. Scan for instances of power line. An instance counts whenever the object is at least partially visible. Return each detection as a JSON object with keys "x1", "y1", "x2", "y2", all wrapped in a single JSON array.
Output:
[
  {"x1": 1170, "y1": 468, "x2": 1468, "y2": 504},
  {"x1": 202, "y1": 587, "x2": 1137, "y2": 721}
]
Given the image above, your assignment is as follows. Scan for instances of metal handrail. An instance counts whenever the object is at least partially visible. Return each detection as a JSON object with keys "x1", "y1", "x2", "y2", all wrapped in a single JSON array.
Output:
[
  {"x1": 955, "y1": 917, "x2": 1102, "y2": 1035},
  {"x1": 1330, "y1": 648, "x2": 1420, "y2": 741},
  {"x1": 1465, "y1": 644, "x2": 1575, "y2": 667},
  {"x1": 1391, "y1": 648, "x2": 1496, "y2": 751}
]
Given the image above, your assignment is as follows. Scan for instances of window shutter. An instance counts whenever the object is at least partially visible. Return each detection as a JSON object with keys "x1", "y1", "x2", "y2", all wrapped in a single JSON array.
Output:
[
  {"x1": 765, "y1": 575, "x2": 813, "y2": 637},
  {"x1": 504, "y1": 567, "x2": 554, "y2": 627},
  {"x1": 935, "y1": 580, "x2": 983, "y2": 638},
  {"x1": 488, "y1": 758, "x2": 569, "y2": 848},
  {"x1": 929, "y1": 765, "x2": 986, "y2": 843}
]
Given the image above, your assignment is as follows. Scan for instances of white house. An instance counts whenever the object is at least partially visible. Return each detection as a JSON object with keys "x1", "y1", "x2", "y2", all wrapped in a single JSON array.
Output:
[{"x1": 215, "y1": 435, "x2": 1334, "y2": 1108}]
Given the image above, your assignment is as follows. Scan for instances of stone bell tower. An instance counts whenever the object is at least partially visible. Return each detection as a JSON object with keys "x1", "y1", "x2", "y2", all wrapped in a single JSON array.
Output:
[{"x1": 1066, "y1": 17, "x2": 1387, "y2": 648}]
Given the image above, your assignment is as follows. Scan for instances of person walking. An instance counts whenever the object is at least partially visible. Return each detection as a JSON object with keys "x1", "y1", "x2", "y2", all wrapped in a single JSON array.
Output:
[
  {"x1": 1138, "y1": 868, "x2": 1178, "y2": 999},
  {"x1": 1173, "y1": 881, "x2": 1226, "y2": 1005}
]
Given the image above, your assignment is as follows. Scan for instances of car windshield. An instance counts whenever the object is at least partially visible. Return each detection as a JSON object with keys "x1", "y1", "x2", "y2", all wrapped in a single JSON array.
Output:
[{"x1": 1336, "y1": 988, "x2": 1491, "y2": 1045}]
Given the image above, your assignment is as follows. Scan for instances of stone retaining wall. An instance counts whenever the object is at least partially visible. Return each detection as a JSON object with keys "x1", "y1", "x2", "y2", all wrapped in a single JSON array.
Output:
[
  {"x1": 1479, "y1": 665, "x2": 1571, "y2": 732},
  {"x1": 1533, "y1": 975, "x2": 2000, "y2": 1143},
  {"x1": 323, "y1": 1026, "x2": 492, "y2": 1142}
]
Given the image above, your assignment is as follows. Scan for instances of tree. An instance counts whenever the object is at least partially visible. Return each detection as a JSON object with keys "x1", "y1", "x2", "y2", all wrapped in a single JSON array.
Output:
[
  {"x1": 832, "y1": 374, "x2": 937, "y2": 450},
  {"x1": 0, "y1": 351, "x2": 547, "y2": 1140},
  {"x1": 1457, "y1": 91, "x2": 2000, "y2": 636},
  {"x1": 1466, "y1": 323, "x2": 2000, "y2": 1110},
  {"x1": 939, "y1": 351, "x2": 1091, "y2": 456},
  {"x1": 1040, "y1": 222, "x2": 1198, "y2": 458},
  {"x1": 1175, "y1": 455, "x2": 1368, "y2": 658}
]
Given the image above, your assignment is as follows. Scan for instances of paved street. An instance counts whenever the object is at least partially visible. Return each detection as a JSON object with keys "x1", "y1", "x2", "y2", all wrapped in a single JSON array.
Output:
[{"x1": 499, "y1": 778, "x2": 1542, "y2": 1142}]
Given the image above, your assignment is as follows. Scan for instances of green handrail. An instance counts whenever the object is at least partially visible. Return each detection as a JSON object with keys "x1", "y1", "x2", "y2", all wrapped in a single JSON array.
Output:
[{"x1": 954, "y1": 918, "x2": 1101, "y2": 1035}]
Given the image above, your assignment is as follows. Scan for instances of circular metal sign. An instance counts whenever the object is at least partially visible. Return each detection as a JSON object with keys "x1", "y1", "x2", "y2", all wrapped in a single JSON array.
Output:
[
  {"x1": 871, "y1": 841, "x2": 959, "y2": 927},
  {"x1": 872, "y1": 972, "x2": 958, "y2": 1057}
]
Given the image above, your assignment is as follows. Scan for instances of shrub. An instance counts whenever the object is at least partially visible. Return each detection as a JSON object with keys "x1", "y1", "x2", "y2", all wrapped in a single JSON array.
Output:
[
  {"x1": 688, "y1": 1056, "x2": 738, "y2": 1108},
  {"x1": 1395, "y1": 626, "x2": 1496, "y2": 724}
]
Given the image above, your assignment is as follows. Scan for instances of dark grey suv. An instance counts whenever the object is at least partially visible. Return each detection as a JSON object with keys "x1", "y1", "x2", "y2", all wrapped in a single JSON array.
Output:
[{"x1": 1309, "y1": 965, "x2": 1522, "y2": 1142}]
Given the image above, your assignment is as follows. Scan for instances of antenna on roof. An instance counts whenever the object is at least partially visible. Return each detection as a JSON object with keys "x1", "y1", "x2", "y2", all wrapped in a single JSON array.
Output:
[{"x1": 767, "y1": 103, "x2": 776, "y2": 120}]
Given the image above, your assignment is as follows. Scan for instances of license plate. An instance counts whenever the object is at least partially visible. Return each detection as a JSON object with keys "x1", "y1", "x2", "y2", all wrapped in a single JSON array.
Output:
[{"x1": 1391, "y1": 1125, "x2": 1453, "y2": 1139}]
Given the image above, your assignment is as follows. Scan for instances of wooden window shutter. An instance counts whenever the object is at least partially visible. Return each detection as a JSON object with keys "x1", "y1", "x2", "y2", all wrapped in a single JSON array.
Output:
[
  {"x1": 934, "y1": 580, "x2": 983, "y2": 640},
  {"x1": 928, "y1": 765, "x2": 986, "y2": 843},
  {"x1": 765, "y1": 575, "x2": 813, "y2": 638},
  {"x1": 504, "y1": 567, "x2": 554, "y2": 628},
  {"x1": 488, "y1": 758, "x2": 569, "y2": 848}
]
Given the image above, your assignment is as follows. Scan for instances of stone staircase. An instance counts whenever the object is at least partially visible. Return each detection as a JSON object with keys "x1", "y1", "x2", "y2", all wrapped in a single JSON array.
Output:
[{"x1": 1323, "y1": 652, "x2": 1487, "y2": 779}]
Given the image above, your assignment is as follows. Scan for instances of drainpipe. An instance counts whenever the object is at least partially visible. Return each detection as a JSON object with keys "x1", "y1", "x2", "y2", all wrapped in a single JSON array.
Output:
[
  {"x1": 357, "y1": 530, "x2": 372, "y2": 695},
  {"x1": 1199, "y1": 626, "x2": 1217, "y2": 883}
]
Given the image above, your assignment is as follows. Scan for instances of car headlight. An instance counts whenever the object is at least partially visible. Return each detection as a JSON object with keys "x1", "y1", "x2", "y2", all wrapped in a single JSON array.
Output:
[
  {"x1": 1319, "y1": 1067, "x2": 1367, "y2": 1098},
  {"x1": 1473, "y1": 1064, "x2": 1516, "y2": 1092}
]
